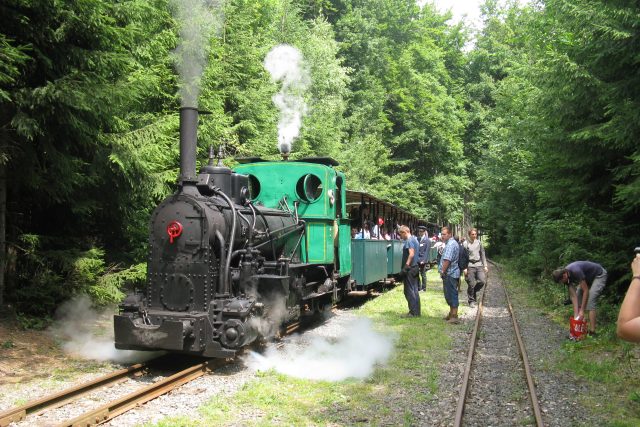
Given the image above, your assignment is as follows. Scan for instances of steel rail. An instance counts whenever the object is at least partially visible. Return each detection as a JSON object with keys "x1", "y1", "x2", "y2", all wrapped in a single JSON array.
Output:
[
  {"x1": 453, "y1": 275, "x2": 487, "y2": 427},
  {"x1": 503, "y1": 279, "x2": 545, "y2": 427},
  {"x1": 56, "y1": 359, "x2": 227, "y2": 427},
  {"x1": 0, "y1": 363, "x2": 147, "y2": 427},
  {"x1": 453, "y1": 265, "x2": 544, "y2": 427}
]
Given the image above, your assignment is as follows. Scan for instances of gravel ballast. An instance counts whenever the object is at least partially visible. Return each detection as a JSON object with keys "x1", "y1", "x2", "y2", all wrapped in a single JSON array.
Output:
[{"x1": 0, "y1": 265, "x2": 612, "y2": 426}]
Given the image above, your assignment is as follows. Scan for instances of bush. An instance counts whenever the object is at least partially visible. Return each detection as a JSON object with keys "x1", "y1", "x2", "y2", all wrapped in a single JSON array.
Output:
[{"x1": 9, "y1": 234, "x2": 146, "y2": 318}]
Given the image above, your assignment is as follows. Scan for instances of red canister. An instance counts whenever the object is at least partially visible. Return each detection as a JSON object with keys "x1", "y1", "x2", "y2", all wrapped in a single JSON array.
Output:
[{"x1": 570, "y1": 316, "x2": 587, "y2": 340}]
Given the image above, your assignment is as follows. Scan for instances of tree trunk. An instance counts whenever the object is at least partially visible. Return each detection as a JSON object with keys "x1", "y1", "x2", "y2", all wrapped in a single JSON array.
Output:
[{"x1": 0, "y1": 162, "x2": 5, "y2": 307}]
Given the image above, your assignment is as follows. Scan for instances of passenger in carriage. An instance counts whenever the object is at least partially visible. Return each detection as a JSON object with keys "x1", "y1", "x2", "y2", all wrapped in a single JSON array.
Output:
[
  {"x1": 360, "y1": 222, "x2": 371, "y2": 239},
  {"x1": 391, "y1": 224, "x2": 400, "y2": 240},
  {"x1": 353, "y1": 222, "x2": 371, "y2": 239},
  {"x1": 371, "y1": 217, "x2": 384, "y2": 239}
]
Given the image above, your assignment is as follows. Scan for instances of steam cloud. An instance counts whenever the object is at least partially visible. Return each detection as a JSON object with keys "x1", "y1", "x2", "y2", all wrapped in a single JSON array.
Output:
[
  {"x1": 245, "y1": 317, "x2": 394, "y2": 381},
  {"x1": 48, "y1": 295, "x2": 161, "y2": 364},
  {"x1": 170, "y1": 0, "x2": 225, "y2": 107},
  {"x1": 263, "y1": 44, "x2": 310, "y2": 155}
]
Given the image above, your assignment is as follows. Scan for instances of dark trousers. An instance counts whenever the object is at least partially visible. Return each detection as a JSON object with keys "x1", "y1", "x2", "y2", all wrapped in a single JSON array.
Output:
[
  {"x1": 466, "y1": 266, "x2": 486, "y2": 303},
  {"x1": 404, "y1": 266, "x2": 421, "y2": 316},
  {"x1": 443, "y1": 275, "x2": 459, "y2": 308},
  {"x1": 419, "y1": 264, "x2": 427, "y2": 291}
]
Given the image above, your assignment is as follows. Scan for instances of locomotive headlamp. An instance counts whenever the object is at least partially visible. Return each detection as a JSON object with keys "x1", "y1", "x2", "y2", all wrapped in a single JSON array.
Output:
[{"x1": 167, "y1": 220, "x2": 183, "y2": 243}]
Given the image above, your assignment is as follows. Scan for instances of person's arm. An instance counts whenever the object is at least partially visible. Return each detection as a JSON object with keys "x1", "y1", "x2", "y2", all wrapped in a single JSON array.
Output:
[
  {"x1": 406, "y1": 247, "x2": 415, "y2": 267},
  {"x1": 441, "y1": 259, "x2": 450, "y2": 278},
  {"x1": 463, "y1": 242, "x2": 468, "y2": 276},
  {"x1": 568, "y1": 285, "x2": 579, "y2": 318},
  {"x1": 578, "y1": 280, "x2": 589, "y2": 319},
  {"x1": 480, "y1": 243, "x2": 488, "y2": 272},
  {"x1": 617, "y1": 257, "x2": 640, "y2": 342}
]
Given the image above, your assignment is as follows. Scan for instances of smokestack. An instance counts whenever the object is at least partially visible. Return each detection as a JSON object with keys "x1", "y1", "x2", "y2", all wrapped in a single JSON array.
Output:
[{"x1": 179, "y1": 107, "x2": 198, "y2": 186}]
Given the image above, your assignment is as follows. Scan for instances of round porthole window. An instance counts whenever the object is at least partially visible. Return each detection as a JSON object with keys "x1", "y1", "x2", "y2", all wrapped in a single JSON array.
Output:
[
  {"x1": 247, "y1": 175, "x2": 261, "y2": 200},
  {"x1": 296, "y1": 174, "x2": 323, "y2": 202}
]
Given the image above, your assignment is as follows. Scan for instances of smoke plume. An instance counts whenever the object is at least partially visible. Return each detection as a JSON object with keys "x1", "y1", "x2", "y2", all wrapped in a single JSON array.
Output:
[
  {"x1": 48, "y1": 295, "x2": 161, "y2": 364},
  {"x1": 263, "y1": 44, "x2": 310, "y2": 155},
  {"x1": 245, "y1": 317, "x2": 394, "y2": 381},
  {"x1": 170, "y1": 0, "x2": 225, "y2": 107}
]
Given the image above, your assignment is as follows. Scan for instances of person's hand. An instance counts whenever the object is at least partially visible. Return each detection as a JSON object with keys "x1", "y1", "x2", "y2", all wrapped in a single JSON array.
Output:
[
  {"x1": 577, "y1": 309, "x2": 585, "y2": 321},
  {"x1": 463, "y1": 268, "x2": 468, "y2": 277},
  {"x1": 632, "y1": 256, "x2": 640, "y2": 276},
  {"x1": 402, "y1": 265, "x2": 411, "y2": 274},
  {"x1": 484, "y1": 267, "x2": 489, "y2": 273}
]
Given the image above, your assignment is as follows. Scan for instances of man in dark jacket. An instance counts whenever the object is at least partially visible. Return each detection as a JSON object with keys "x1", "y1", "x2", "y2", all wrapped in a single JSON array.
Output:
[
  {"x1": 417, "y1": 226, "x2": 431, "y2": 291},
  {"x1": 399, "y1": 225, "x2": 421, "y2": 317}
]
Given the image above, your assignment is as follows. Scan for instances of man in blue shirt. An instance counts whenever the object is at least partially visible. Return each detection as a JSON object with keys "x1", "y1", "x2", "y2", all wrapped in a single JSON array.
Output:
[
  {"x1": 399, "y1": 225, "x2": 420, "y2": 317},
  {"x1": 438, "y1": 226, "x2": 460, "y2": 323},
  {"x1": 552, "y1": 260, "x2": 607, "y2": 335}
]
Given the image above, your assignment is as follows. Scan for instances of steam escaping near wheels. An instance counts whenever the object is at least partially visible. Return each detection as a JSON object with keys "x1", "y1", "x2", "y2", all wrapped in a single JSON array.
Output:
[
  {"x1": 244, "y1": 317, "x2": 395, "y2": 381},
  {"x1": 49, "y1": 295, "x2": 163, "y2": 364}
]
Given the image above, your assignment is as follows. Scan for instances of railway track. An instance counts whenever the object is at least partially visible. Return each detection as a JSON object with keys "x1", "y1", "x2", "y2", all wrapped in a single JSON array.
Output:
[
  {"x1": 0, "y1": 291, "x2": 376, "y2": 427},
  {"x1": 454, "y1": 265, "x2": 544, "y2": 427},
  {"x1": 0, "y1": 309, "x2": 331, "y2": 427},
  {"x1": 0, "y1": 357, "x2": 228, "y2": 427}
]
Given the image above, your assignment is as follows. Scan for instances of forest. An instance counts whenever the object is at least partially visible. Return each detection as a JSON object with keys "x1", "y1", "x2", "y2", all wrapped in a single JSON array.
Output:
[{"x1": 0, "y1": 0, "x2": 638, "y2": 320}]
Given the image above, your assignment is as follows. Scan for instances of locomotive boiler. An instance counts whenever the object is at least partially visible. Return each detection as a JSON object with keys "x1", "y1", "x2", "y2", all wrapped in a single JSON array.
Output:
[{"x1": 114, "y1": 108, "x2": 322, "y2": 358}]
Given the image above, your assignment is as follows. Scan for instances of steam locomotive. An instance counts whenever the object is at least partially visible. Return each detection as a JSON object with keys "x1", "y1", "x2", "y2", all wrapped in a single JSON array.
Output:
[{"x1": 114, "y1": 108, "x2": 426, "y2": 358}]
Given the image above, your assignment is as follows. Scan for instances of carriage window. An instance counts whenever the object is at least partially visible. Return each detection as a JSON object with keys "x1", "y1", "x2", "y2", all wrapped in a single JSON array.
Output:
[{"x1": 296, "y1": 174, "x2": 322, "y2": 202}]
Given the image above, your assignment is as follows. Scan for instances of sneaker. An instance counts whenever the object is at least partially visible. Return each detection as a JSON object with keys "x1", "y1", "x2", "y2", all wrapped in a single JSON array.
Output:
[
  {"x1": 447, "y1": 316, "x2": 460, "y2": 324},
  {"x1": 443, "y1": 313, "x2": 451, "y2": 321},
  {"x1": 469, "y1": 302, "x2": 476, "y2": 308}
]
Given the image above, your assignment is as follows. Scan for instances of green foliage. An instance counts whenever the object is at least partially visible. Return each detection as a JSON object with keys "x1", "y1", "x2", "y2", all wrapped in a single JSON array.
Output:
[
  {"x1": 467, "y1": 0, "x2": 640, "y2": 301},
  {"x1": 90, "y1": 263, "x2": 146, "y2": 305},
  {"x1": 332, "y1": 0, "x2": 468, "y2": 222},
  {"x1": 9, "y1": 234, "x2": 134, "y2": 315},
  {"x1": 15, "y1": 313, "x2": 51, "y2": 330}
]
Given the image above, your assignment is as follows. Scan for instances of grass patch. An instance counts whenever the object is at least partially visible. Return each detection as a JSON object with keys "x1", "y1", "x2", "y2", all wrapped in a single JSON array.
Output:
[
  {"x1": 149, "y1": 269, "x2": 458, "y2": 426},
  {"x1": 498, "y1": 260, "x2": 640, "y2": 426}
]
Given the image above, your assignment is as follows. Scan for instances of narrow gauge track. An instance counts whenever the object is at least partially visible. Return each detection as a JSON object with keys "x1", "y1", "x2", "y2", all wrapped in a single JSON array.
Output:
[
  {"x1": 0, "y1": 306, "x2": 345, "y2": 427},
  {"x1": 0, "y1": 363, "x2": 147, "y2": 427},
  {"x1": 0, "y1": 356, "x2": 228, "y2": 427},
  {"x1": 454, "y1": 265, "x2": 544, "y2": 427},
  {"x1": 0, "y1": 287, "x2": 382, "y2": 427}
]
